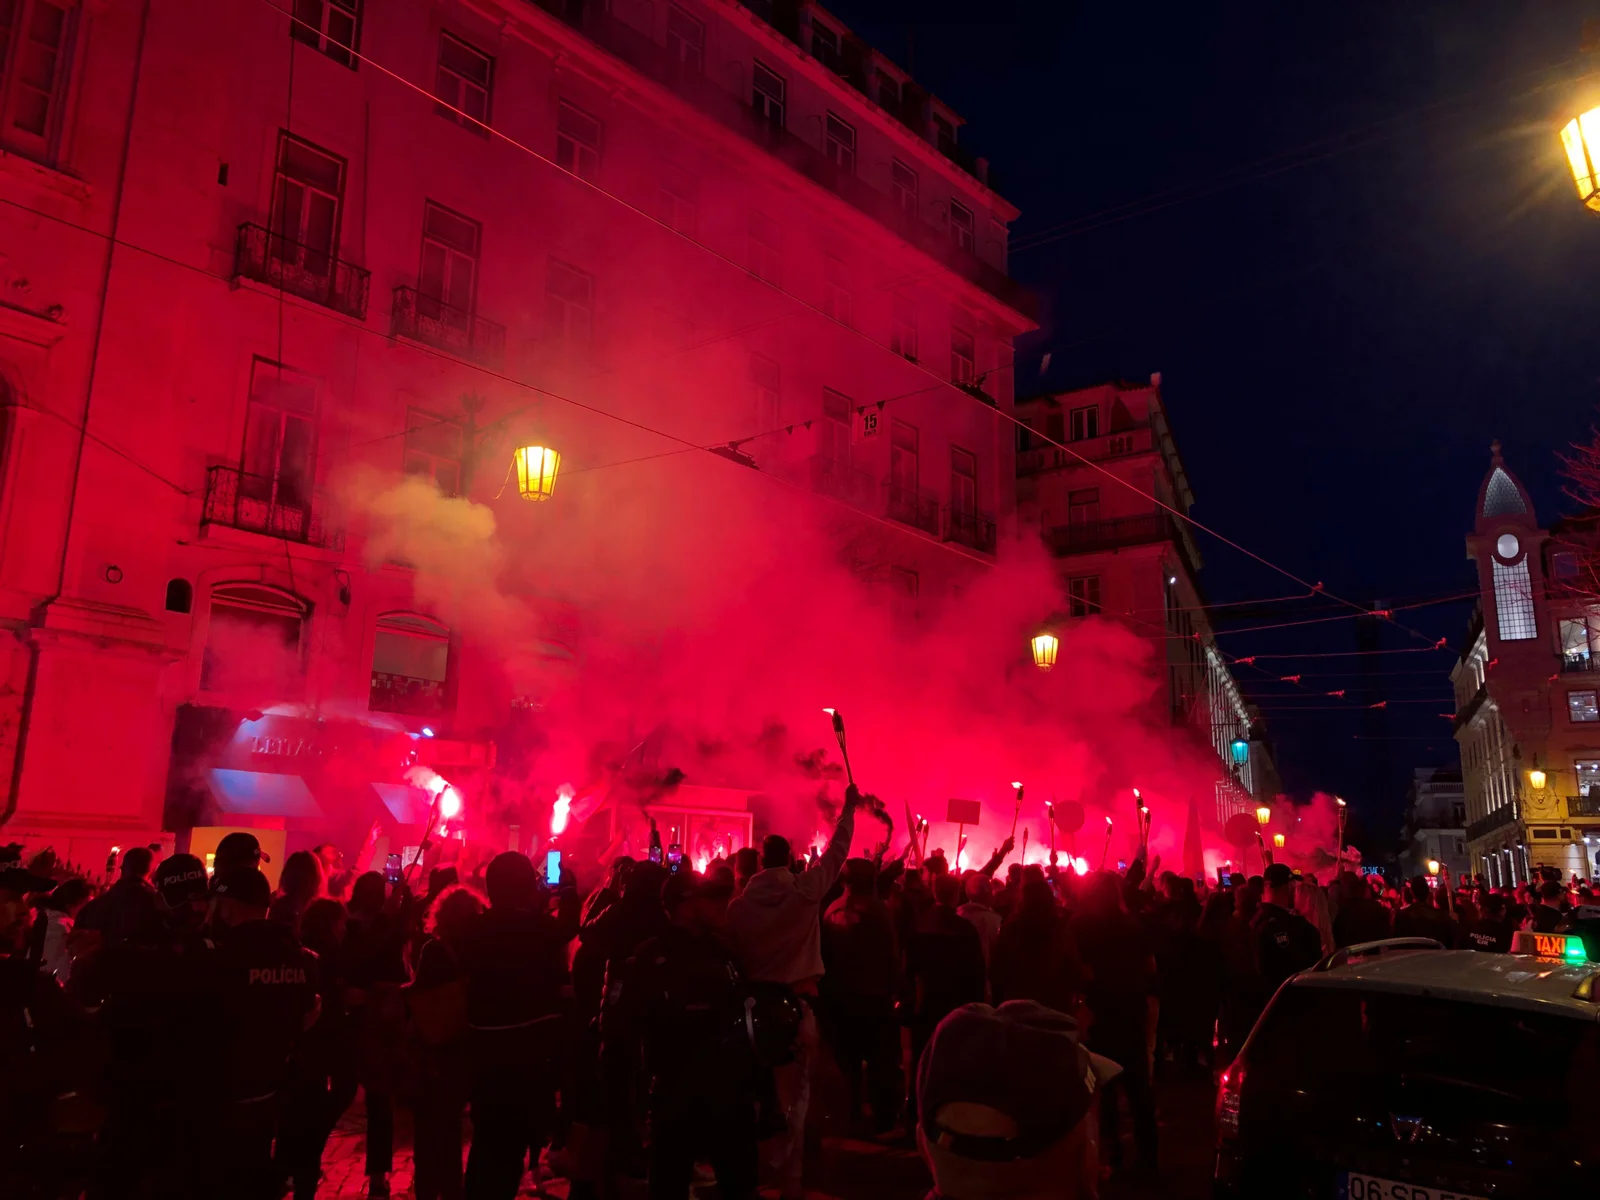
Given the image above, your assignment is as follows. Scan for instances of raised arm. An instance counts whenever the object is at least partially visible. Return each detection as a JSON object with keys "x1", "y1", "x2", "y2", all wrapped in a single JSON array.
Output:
[{"x1": 798, "y1": 787, "x2": 859, "y2": 902}]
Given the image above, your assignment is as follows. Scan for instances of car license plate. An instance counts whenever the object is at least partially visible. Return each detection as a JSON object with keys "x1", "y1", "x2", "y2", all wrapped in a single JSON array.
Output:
[{"x1": 1340, "y1": 1172, "x2": 1488, "y2": 1200}]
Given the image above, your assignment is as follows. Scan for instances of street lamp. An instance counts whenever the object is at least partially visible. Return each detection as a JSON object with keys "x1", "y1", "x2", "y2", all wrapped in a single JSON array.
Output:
[
  {"x1": 1230, "y1": 737, "x2": 1250, "y2": 766},
  {"x1": 513, "y1": 444, "x2": 561, "y2": 501},
  {"x1": 1273, "y1": 832, "x2": 1285, "y2": 850},
  {"x1": 1255, "y1": 805, "x2": 1272, "y2": 826},
  {"x1": 1427, "y1": 859, "x2": 1440, "y2": 877},
  {"x1": 1529, "y1": 768, "x2": 1547, "y2": 791},
  {"x1": 1562, "y1": 107, "x2": 1600, "y2": 211},
  {"x1": 1031, "y1": 631, "x2": 1060, "y2": 672}
]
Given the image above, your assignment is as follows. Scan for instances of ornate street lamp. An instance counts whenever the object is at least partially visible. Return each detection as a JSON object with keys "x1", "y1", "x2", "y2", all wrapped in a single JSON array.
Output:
[
  {"x1": 1529, "y1": 768, "x2": 1548, "y2": 791},
  {"x1": 1562, "y1": 107, "x2": 1600, "y2": 211},
  {"x1": 1031, "y1": 631, "x2": 1060, "y2": 672},
  {"x1": 1255, "y1": 805, "x2": 1272, "y2": 826},
  {"x1": 1273, "y1": 833, "x2": 1285, "y2": 850},
  {"x1": 514, "y1": 444, "x2": 561, "y2": 502}
]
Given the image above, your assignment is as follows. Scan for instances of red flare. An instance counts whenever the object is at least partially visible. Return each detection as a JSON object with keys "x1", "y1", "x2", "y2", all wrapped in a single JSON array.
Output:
[{"x1": 1370, "y1": 609, "x2": 1392, "y2": 619}]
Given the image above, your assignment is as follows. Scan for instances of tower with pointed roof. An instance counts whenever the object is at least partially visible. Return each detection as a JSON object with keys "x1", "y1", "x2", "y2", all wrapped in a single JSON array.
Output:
[{"x1": 1455, "y1": 442, "x2": 1600, "y2": 884}]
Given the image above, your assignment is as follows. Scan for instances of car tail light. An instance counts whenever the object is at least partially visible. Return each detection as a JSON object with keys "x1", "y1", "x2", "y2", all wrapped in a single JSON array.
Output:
[{"x1": 1217, "y1": 1060, "x2": 1245, "y2": 1140}]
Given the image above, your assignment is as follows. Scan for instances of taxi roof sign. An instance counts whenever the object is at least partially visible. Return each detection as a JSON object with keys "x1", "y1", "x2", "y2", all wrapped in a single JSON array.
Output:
[{"x1": 1510, "y1": 930, "x2": 1592, "y2": 962}]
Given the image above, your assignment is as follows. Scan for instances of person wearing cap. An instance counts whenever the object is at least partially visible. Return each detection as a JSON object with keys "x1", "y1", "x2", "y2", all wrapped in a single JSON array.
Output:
[
  {"x1": 917, "y1": 1001, "x2": 1115, "y2": 1200},
  {"x1": 214, "y1": 830, "x2": 271, "y2": 875},
  {"x1": 1252, "y1": 863, "x2": 1324, "y2": 1001},
  {"x1": 603, "y1": 869, "x2": 757, "y2": 1200},
  {"x1": 456, "y1": 851, "x2": 571, "y2": 1200},
  {"x1": 1391, "y1": 874, "x2": 1461, "y2": 946},
  {"x1": 194, "y1": 866, "x2": 320, "y2": 1200},
  {"x1": 75, "y1": 853, "x2": 217, "y2": 1199}
]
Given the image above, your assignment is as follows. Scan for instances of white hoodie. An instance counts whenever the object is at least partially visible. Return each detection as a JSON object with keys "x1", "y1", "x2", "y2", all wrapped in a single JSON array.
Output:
[{"x1": 726, "y1": 804, "x2": 855, "y2": 987}]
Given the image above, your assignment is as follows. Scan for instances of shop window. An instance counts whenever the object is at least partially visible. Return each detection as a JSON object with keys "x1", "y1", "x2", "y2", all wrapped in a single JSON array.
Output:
[
  {"x1": 1570, "y1": 690, "x2": 1599, "y2": 723},
  {"x1": 201, "y1": 585, "x2": 307, "y2": 698},
  {"x1": 370, "y1": 613, "x2": 449, "y2": 716}
]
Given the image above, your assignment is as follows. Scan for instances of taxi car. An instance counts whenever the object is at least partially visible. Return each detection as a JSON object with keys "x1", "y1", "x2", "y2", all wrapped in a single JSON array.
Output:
[{"x1": 1214, "y1": 932, "x2": 1600, "y2": 1199}]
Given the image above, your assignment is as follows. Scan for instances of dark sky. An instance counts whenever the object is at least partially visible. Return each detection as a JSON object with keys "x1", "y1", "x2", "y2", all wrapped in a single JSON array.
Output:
[{"x1": 826, "y1": 0, "x2": 1600, "y2": 846}]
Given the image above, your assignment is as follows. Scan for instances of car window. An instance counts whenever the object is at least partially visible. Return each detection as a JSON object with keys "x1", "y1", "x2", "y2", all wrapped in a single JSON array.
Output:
[{"x1": 1249, "y1": 985, "x2": 1600, "y2": 1113}]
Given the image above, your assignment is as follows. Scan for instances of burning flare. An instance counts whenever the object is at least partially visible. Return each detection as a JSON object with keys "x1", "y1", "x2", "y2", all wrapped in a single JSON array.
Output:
[{"x1": 551, "y1": 786, "x2": 573, "y2": 835}]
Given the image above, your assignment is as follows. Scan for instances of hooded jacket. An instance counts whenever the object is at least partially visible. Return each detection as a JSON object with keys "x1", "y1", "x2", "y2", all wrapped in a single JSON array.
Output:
[{"x1": 727, "y1": 804, "x2": 855, "y2": 987}]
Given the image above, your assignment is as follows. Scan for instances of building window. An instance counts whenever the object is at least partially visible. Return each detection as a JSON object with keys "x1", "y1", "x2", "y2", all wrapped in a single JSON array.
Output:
[
  {"x1": 1571, "y1": 691, "x2": 1600, "y2": 723},
  {"x1": 950, "y1": 447, "x2": 977, "y2": 517},
  {"x1": 1579, "y1": 761, "x2": 1600, "y2": 795},
  {"x1": 823, "y1": 257, "x2": 853, "y2": 327},
  {"x1": 659, "y1": 183, "x2": 696, "y2": 236},
  {"x1": 544, "y1": 259, "x2": 595, "y2": 348},
  {"x1": 1068, "y1": 576, "x2": 1102, "y2": 617},
  {"x1": 933, "y1": 113, "x2": 955, "y2": 155},
  {"x1": 291, "y1": 0, "x2": 359, "y2": 68},
  {"x1": 556, "y1": 100, "x2": 602, "y2": 181},
  {"x1": 1069, "y1": 405, "x2": 1099, "y2": 441},
  {"x1": 890, "y1": 419, "x2": 919, "y2": 497},
  {"x1": 202, "y1": 585, "x2": 307, "y2": 697},
  {"x1": 165, "y1": 578, "x2": 193, "y2": 613},
  {"x1": 821, "y1": 387, "x2": 852, "y2": 464},
  {"x1": 950, "y1": 201, "x2": 975, "y2": 253},
  {"x1": 434, "y1": 31, "x2": 492, "y2": 129},
  {"x1": 1492, "y1": 557, "x2": 1537, "y2": 641},
  {"x1": 269, "y1": 133, "x2": 345, "y2": 275},
  {"x1": 1561, "y1": 617, "x2": 1594, "y2": 670},
  {"x1": 402, "y1": 408, "x2": 463, "y2": 495},
  {"x1": 890, "y1": 294, "x2": 918, "y2": 360},
  {"x1": 825, "y1": 113, "x2": 855, "y2": 173},
  {"x1": 241, "y1": 360, "x2": 317, "y2": 525},
  {"x1": 811, "y1": 21, "x2": 840, "y2": 71},
  {"x1": 750, "y1": 354, "x2": 780, "y2": 428},
  {"x1": 1068, "y1": 488, "x2": 1099, "y2": 525},
  {"x1": 951, "y1": 324, "x2": 976, "y2": 384},
  {"x1": 0, "y1": 0, "x2": 76, "y2": 162},
  {"x1": 752, "y1": 61, "x2": 785, "y2": 129},
  {"x1": 418, "y1": 201, "x2": 480, "y2": 322},
  {"x1": 877, "y1": 70, "x2": 900, "y2": 111},
  {"x1": 666, "y1": 4, "x2": 704, "y2": 70},
  {"x1": 892, "y1": 159, "x2": 918, "y2": 218},
  {"x1": 370, "y1": 613, "x2": 449, "y2": 716},
  {"x1": 748, "y1": 211, "x2": 781, "y2": 284}
]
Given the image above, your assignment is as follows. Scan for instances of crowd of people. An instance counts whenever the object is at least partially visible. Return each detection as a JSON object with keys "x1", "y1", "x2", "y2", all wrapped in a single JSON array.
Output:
[{"x1": 0, "y1": 798, "x2": 1587, "y2": 1200}]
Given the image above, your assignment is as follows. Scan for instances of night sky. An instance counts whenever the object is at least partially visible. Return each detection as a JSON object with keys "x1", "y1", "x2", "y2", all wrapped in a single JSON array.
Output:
[{"x1": 827, "y1": 0, "x2": 1600, "y2": 848}]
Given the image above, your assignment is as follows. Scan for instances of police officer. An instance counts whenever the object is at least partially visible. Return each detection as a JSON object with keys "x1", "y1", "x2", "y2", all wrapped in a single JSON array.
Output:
[
  {"x1": 1252, "y1": 864, "x2": 1323, "y2": 997},
  {"x1": 196, "y1": 867, "x2": 318, "y2": 1200},
  {"x1": 1462, "y1": 891, "x2": 1515, "y2": 952},
  {"x1": 603, "y1": 869, "x2": 758, "y2": 1200},
  {"x1": 78, "y1": 852, "x2": 216, "y2": 1200}
]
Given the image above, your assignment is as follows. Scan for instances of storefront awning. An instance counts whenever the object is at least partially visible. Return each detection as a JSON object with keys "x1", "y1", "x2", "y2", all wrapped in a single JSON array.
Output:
[
  {"x1": 208, "y1": 769, "x2": 325, "y2": 820},
  {"x1": 372, "y1": 783, "x2": 434, "y2": 826}
]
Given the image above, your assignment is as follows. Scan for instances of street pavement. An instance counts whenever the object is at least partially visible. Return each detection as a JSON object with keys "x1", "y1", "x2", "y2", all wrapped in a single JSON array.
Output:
[{"x1": 316, "y1": 1072, "x2": 1218, "y2": 1198}]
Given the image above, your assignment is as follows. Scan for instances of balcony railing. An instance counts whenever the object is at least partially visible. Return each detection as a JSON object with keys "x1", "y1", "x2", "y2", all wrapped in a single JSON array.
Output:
[
  {"x1": 1044, "y1": 510, "x2": 1201, "y2": 583},
  {"x1": 202, "y1": 465, "x2": 341, "y2": 548},
  {"x1": 370, "y1": 672, "x2": 446, "y2": 717},
  {"x1": 944, "y1": 506, "x2": 997, "y2": 554},
  {"x1": 391, "y1": 286, "x2": 506, "y2": 367},
  {"x1": 1465, "y1": 800, "x2": 1519, "y2": 843},
  {"x1": 1018, "y1": 425, "x2": 1153, "y2": 476},
  {"x1": 1569, "y1": 794, "x2": 1600, "y2": 818},
  {"x1": 1563, "y1": 654, "x2": 1600, "y2": 674},
  {"x1": 528, "y1": 0, "x2": 1032, "y2": 317},
  {"x1": 233, "y1": 223, "x2": 370, "y2": 320},
  {"x1": 809, "y1": 454, "x2": 874, "y2": 508},
  {"x1": 885, "y1": 482, "x2": 940, "y2": 536}
]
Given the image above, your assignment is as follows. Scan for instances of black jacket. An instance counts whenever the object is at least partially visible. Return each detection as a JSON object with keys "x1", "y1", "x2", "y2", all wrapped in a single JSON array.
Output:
[{"x1": 1252, "y1": 903, "x2": 1322, "y2": 994}]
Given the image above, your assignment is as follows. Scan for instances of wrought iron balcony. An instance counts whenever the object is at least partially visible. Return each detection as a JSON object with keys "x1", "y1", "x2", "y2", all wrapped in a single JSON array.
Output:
[
  {"x1": 944, "y1": 506, "x2": 997, "y2": 554},
  {"x1": 202, "y1": 465, "x2": 341, "y2": 548},
  {"x1": 1465, "y1": 800, "x2": 1519, "y2": 843},
  {"x1": 370, "y1": 672, "x2": 446, "y2": 717},
  {"x1": 391, "y1": 285, "x2": 506, "y2": 367},
  {"x1": 1017, "y1": 424, "x2": 1154, "y2": 476},
  {"x1": 885, "y1": 482, "x2": 940, "y2": 536},
  {"x1": 233, "y1": 223, "x2": 370, "y2": 319},
  {"x1": 1562, "y1": 654, "x2": 1600, "y2": 674},
  {"x1": 809, "y1": 453, "x2": 874, "y2": 508},
  {"x1": 1569, "y1": 794, "x2": 1600, "y2": 818}
]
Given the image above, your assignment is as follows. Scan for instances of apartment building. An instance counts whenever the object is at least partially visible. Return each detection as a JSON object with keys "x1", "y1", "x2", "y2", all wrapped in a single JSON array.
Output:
[{"x1": 0, "y1": 0, "x2": 1034, "y2": 863}]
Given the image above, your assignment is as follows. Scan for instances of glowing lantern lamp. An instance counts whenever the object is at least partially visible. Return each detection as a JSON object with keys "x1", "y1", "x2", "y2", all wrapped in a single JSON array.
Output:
[
  {"x1": 1230, "y1": 738, "x2": 1250, "y2": 765},
  {"x1": 1272, "y1": 833, "x2": 1285, "y2": 849},
  {"x1": 1031, "y1": 632, "x2": 1060, "y2": 672},
  {"x1": 1562, "y1": 108, "x2": 1600, "y2": 212},
  {"x1": 1427, "y1": 859, "x2": 1440, "y2": 876},
  {"x1": 514, "y1": 444, "x2": 561, "y2": 501},
  {"x1": 1529, "y1": 768, "x2": 1547, "y2": 791},
  {"x1": 1255, "y1": 805, "x2": 1272, "y2": 826}
]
